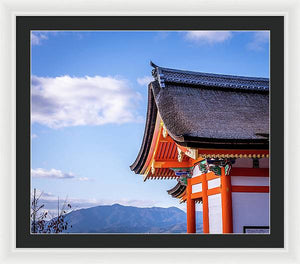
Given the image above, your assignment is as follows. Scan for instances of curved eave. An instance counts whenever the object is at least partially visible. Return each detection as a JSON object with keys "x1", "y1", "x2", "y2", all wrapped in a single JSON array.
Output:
[
  {"x1": 173, "y1": 136, "x2": 269, "y2": 150},
  {"x1": 167, "y1": 182, "x2": 181, "y2": 194},
  {"x1": 130, "y1": 82, "x2": 158, "y2": 174},
  {"x1": 167, "y1": 182, "x2": 187, "y2": 199},
  {"x1": 172, "y1": 185, "x2": 186, "y2": 198}
]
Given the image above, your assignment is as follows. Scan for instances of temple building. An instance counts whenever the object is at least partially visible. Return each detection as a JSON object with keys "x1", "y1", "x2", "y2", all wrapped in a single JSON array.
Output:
[{"x1": 130, "y1": 62, "x2": 269, "y2": 234}]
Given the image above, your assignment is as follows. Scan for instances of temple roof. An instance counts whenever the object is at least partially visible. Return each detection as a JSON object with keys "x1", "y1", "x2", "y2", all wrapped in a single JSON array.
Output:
[
  {"x1": 167, "y1": 182, "x2": 186, "y2": 198},
  {"x1": 130, "y1": 63, "x2": 269, "y2": 174}
]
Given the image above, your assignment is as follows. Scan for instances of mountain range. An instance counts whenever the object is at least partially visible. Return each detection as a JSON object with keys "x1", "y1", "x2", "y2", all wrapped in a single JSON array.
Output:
[{"x1": 61, "y1": 204, "x2": 203, "y2": 233}]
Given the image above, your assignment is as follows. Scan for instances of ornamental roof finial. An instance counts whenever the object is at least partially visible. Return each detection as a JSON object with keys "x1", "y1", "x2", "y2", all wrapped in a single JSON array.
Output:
[{"x1": 150, "y1": 61, "x2": 158, "y2": 68}]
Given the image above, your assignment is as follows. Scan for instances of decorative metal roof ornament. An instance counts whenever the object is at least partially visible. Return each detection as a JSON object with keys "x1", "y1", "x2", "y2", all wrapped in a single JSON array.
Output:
[
  {"x1": 162, "y1": 124, "x2": 168, "y2": 138},
  {"x1": 199, "y1": 158, "x2": 234, "y2": 176},
  {"x1": 225, "y1": 162, "x2": 232, "y2": 176},
  {"x1": 209, "y1": 164, "x2": 222, "y2": 176},
  {"x1": 170, "y1": 167, "x2": 193, "y2": 178},
  {"x1": 177, "y1": 147, "x2": 183, "y2": 162},
  {"x1": 199, "y1": 160, "x2": 209, "y2": 174},
  {"x1": 178, "y1": 176, "x2": 188, "y2": 186},
  {"x1": 151, "y1": 160, "x2": 155, "y2": 175}
]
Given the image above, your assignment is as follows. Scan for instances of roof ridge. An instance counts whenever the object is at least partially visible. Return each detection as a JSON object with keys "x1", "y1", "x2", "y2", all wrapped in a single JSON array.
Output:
[
  {"x1": 151, "y1": 63, "x2": 269, "y2": 92},
  {"x1": 159, "y1": 66, "x2": 269, "y2": 82}
]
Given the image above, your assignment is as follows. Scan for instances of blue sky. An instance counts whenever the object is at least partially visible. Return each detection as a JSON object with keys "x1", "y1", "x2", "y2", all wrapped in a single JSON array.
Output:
[{"x1": 31, "y1": 30, "x2": 269, "y2": 213}]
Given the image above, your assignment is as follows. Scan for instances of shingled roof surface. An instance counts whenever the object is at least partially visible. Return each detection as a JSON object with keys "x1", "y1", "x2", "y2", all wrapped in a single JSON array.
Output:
[
  {"x1": 130, "y1": 63, "x2": 269, "y2": 173},
  {"x1": 152, "y1": 63, "x2": 269, "y2": 148}
]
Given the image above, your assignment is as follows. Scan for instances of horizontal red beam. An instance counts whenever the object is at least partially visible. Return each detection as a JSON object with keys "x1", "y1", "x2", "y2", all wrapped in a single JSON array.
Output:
[
  {"x1": 191, "y1": 176, "x2": 202, "y2": 185},
  {"x1": 191, "y1": 192, "x2": 202, "y2": 199},
  {"x1": 230, "y1": 168, "x2": 269, "y2": 177},
  {"x1": 232, "y1": 186, "x2": 269, "y2": 193},
  {"x1": 206, "y1": 172, "x2": 220, "y2": 181},
  {"x1": 207, "y1": 187, "x2": 221, "y2": 196},
  {"x1": 154, "y1": 161, "x2": 191, "y2": 168}
]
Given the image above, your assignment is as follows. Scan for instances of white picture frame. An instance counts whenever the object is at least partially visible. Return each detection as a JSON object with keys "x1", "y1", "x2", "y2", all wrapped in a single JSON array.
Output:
[{"x1": 0, "y1": 0, "x2": 298, "y2": 263}]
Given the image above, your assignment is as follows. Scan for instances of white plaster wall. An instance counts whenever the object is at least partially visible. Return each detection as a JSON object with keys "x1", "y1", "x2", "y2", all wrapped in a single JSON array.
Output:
[
  {"x1": 232, "y1": 158, "x2": 253, "y2": 168},
  {"x1": 195, "y1": 203, "x2": 203, "y2": 233},
  {"x1": 260, "y1": 158, "x2": 269, "y2": 168},
  {"x1": 232, "y1": 192, "x2": 270, "y2": 233},
  {"x1": 232, "y1": 158, "x2": 269, "y2": 168},
  {"x1": 208, "y1": 194, "x2": 222, "y2": 234},
  {"x1": 207, "y1": 178, "x2": 221, "y2": 189},
  {"x1": 192, "y1": 183, "x2": 202, "y2": 193},
  {"x1": 231, "y1": 176, "x2": 270, "y2": 186},
  {"x1": 192, "y1": 165, "x2": 201, "y2": 177}
]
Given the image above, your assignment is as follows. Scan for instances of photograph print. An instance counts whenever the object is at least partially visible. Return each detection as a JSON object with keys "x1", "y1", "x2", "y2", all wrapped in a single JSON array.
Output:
[{"x1": 30, "y1": 30, "x2": 270, "y2": 235}]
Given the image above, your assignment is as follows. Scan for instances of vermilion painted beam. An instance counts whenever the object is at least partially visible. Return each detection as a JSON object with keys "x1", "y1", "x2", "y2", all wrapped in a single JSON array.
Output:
[
  {"x1": 191, "y1": 192, "x2": 203, "y2": 199},
  {"x1": 206, "y1": 172, "x2": 220, "y2": 181},
  {"x1": 221, "y1": 167, "x2": 233, "y2": 234},
  {"x1": 232, "y1": 186, "x2": 269, "y2": 193},
  {"x1": 230, "y1": 168, "x2": 269, "y2": 177},
  {"x1": 202, "y1": 174, "x2": 209, "y2": 234},
  {"x1": 186, "y1": 178, "x2": 196, "y2": 233},
  {"x1": 191, "y1": 176, "x2": 202, "y2": 185},
  {"x1": 207, "y1": 187, "x2": 221, "y2": 196},
  {"x1": 154, "y1": 161, "x2": 191, "y2": 168}
]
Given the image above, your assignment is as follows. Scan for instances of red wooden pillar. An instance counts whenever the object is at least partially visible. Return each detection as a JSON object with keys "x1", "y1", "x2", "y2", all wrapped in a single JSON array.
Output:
[
  {"x1": 202, "y1": 173, "x2": 209, "y2": 233},
  {"x1": 186, "y1": 178, "x2": 196, "y2": 233},
  {"x1": 221, "y1": 167, "x2": 233, "y2": 233}
]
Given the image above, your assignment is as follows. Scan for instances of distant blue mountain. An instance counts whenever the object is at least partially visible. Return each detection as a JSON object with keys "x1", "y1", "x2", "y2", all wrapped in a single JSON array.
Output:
[{"x1": 61, "y1": 204, "x2": 203, "y2": 233}]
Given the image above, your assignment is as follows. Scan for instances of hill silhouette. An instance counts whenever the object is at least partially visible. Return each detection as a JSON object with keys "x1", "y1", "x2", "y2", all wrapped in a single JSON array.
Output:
[{"x1": 61, "y1": 204, "x2": 203, "y2": 233}]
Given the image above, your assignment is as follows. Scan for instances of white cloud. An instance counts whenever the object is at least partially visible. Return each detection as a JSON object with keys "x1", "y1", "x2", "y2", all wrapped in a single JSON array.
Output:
[
  {"x1": 31, "y1": 168, "x2": 75, "y2": 179},
  {"x1": 185, "y1": 31, "x2": 232, "y2": 44},
  {"x1": 31, "y1": 32, "x2": 48, "y2": 45},
  {"x1": 137, "y1": 76, "x2": 153, "y2": 86},
  {"x1": 31, "y1": 133, "x2": 37, "y2": 139},
  {"x1": 31, "y1": 75, "x2": 142, "y2": 128},
  {"x1": 247, "y1": 31, "x2": 270, "y2": 51},
  {"x1": 31, "y1": 168, "x2": 92, "y2": 182}
]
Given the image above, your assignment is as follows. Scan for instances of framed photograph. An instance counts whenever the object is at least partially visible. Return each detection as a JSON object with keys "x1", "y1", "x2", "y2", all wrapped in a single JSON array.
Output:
[{"x1": 15, "y1": 16, "x2": 284, "y2": 249}]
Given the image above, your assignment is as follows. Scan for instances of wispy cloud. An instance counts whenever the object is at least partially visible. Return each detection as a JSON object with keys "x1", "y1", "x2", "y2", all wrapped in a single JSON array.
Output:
[
  {"x1": 31, "y1": 32, "x2": 48, "y2": 45},
  {"x1": 31, "y1": 31, "x2": 85, "y2": 46},
  {"x1": 247, "y1": 31, "x2": 270, "y2": 51},
  {"x1": 31, "y1": 168, "x2": 93, "y2": 182},
  {"x1": 31, "y1": 133, "x2": 37, "y2": 139},
  {"x1": 31, "y1": 168, "x2": 75, "y2": 179},
  {"x1": 31, "y1": 75, "x2": 142, "y2": 128},
  {"x1": 137, "y1": 76, "x2": 153, "y2": 86},
  {"x1": 31, "y1": 189, "x2": 165, "y2": 214},
  {"x1": 185, "y1": 31, "x2": 232, "y2": 44}
]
